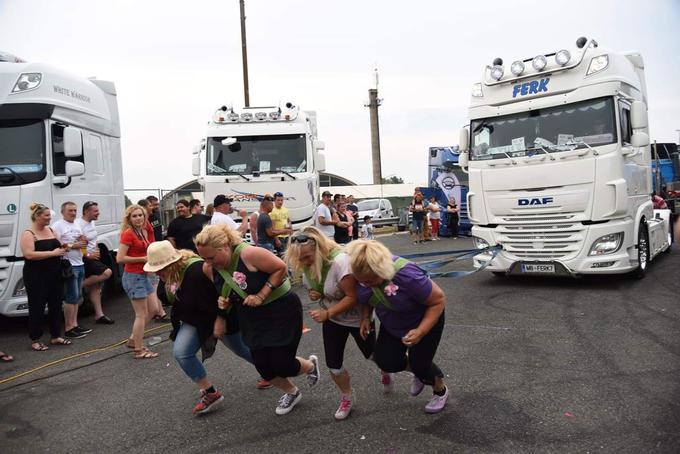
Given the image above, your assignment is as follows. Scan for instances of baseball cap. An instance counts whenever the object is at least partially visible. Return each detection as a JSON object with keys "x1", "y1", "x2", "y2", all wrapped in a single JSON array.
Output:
[
  {"x1": 321, "y1": 190, "x2": 333, "y2": 197},
  {"x1": 213, "y1": 194, "x2": 232, "y2": 207},
  {"x1": 274, "y1": 191, "x2": 284, "y2": 197}
]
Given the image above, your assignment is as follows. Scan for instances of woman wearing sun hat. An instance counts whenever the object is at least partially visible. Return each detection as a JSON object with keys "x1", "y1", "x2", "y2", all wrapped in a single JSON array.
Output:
[{"x1": 144, "y1": 240, "x2": 253, "y2": 415}]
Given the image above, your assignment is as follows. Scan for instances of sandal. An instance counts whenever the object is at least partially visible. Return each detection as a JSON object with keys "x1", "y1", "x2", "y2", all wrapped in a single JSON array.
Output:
[
  {"x1": 50, "y1": 338, "x2": 73, "y2": 346},
  {"x1": 126, "y1": 338, "x2": 136, "y2": 349},
  {"x1": 31, "y1": 341, "x2": 49, "y2": 351},
  {"x1": 0, "y1": 352, "x2": 14, "y2": 362},
  {"x1": 153, "y1": 314, "x2": 170, "y2": 322},
  {"x1": 133, "y1": 348, "x2": 158, "y2": 359}
]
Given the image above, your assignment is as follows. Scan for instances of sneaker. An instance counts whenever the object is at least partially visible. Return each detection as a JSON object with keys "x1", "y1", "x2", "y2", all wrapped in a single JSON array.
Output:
[
  {"x1": 424, "y1": 387, "x2": 449, "y2": 414},
  {"x1": 256, "y1": 379, "x2": 273, "y2": 390},
  {"x1": 64, "y1": 329, "x2": 86, "y2": 339},
  {"x1": 275, "y1": 390, "x2": 302, "y2": 415},
  {"x1": 306, "y1": 355, "x2": 320, "y2": 388},
  {"x1": 409, "y1": 375, "x2": 425, "y2": 397},
  {"x1": 192, "y1": 389, "x2": 224, "y2": 415},
  {"x1": 334, "y1": 394, "x2": 353, "y2": 420},
  {"x1": 73, "y1": 325, "x2": 92, "y2": 334},
  {"x1": 381, "y1": 372, "x2": 395, "y2": 393},
  {"x1": 95, "y1": 315, "x2": 115, "y2": 325}
]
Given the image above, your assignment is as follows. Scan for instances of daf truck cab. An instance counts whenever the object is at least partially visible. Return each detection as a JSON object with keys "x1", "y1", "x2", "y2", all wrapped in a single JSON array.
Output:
[
  {"x1": 0, "y1": 52, "x2": 124, "y2": 315},
  {"x1": 457, "y1": 37, "x2": 671, "y2": 278},
  {"x1": 193, "y1": 103, "x2": 326, "y2": 230}
]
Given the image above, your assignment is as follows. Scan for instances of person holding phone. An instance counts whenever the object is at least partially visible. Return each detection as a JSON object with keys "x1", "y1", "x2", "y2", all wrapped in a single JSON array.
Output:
[{"x1": 346, "y1": 240, "x2": 449, "y2": 414}]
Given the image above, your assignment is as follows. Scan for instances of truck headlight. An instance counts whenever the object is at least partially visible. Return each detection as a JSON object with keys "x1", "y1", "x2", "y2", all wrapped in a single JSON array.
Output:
[
  {"x1": 555, "y1": 49, "x2": 571, "y2": 66},
  {"x1": 532, "y1": 55, "x2": 547, "y2": 71},
  {"x1": 12, "y1": 72, "x2": 42, "y2": 93},
  {"x1": 473, "y1": 236, "x2": 490, "y2": 249},
  {"x1": 510, "y1": 60, "x2": 525, "y2": 76},
  {"x1": 12, "y1": 278, "x2": 27, "y2": 297},
  {"x1": 588, "y1": 232, "x2": 623, "y2": 256},
  {"x1": 490, "y1": 65, "x2": 504, "y2": 81}
]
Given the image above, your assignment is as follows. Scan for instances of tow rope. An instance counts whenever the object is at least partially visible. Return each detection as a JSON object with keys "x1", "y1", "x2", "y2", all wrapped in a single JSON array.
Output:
[{"x1": 400, "y1": 245, "x2": 502, "y2": 279}]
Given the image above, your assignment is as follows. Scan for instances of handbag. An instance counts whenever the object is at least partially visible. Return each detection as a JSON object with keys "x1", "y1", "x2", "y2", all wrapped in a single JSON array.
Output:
[{"x1": 60, "y1": 259, "x2": 74, "y2": 279}]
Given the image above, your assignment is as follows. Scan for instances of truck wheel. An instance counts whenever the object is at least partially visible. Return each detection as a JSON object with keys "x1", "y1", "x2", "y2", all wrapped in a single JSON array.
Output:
[{"x1": 633, "y1": 222, "x2": 649, "y2": 279}]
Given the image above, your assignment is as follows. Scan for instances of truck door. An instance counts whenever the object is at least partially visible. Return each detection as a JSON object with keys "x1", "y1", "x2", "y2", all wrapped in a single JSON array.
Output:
[{"x1": 50, "y1": 123, "x2": 87, "y2": 214}]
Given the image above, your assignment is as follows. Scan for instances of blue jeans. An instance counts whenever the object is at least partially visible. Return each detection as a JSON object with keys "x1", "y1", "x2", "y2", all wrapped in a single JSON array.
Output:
[
  {"x1": 64, "y1": 265, "x2": 85, "y2": 304},
  {"x1": 257, "y1": 242, "x2": 275, "y2": 253},
  {"x1": 173, "y1": 322, "x2": 253, "y2": 382}
]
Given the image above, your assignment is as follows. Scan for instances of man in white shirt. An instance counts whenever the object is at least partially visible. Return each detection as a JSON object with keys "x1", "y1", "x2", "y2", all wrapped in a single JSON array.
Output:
[
  {"x1": 75, "y1": 201, "x2": 114, "y2": 325},
  {"x1": 52, "y1": 201, "x2": 90, "y2": 339},
  {"x1": 314, "y1": 190, "x2": 339, "y2": 238},
  {"x1": 210, "y1": 195, "x2": 249, "y2": 236}
]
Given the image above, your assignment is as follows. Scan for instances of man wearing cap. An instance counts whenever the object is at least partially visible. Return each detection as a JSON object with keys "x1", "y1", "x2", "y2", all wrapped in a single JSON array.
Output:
[
  {"x1": 315, "y1": 191, "x2": 344, "y2": 238},
  {"x1": 270, "y1": 191, "x2": 293, "y2": 254},
  {"x1": 210, "y1": 195, "x2": 249, "y2": 236}
]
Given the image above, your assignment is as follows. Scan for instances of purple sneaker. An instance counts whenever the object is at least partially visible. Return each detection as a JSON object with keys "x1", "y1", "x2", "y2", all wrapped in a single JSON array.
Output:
[
  {"x1": 409, "y1": 375, "x2": 425, "y2": 397},
  {"x1": 424, "y1": 387, "x2": 449, "y2": 413}
]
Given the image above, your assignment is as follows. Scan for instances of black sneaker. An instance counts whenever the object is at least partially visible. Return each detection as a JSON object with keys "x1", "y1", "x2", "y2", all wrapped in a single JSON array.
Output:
[
  {"x1": 306, "y1": 355, "x2": 320, "y2": 388},
  {"x1": 275, "y1": 390, "x2": 302, "y2": 415},
  {"x1": 73, "y1": 325, "x2": 92, "y2": 334},
  {"x1": 64, "y1": 329, "x2": 86, "y2": 339},
  {"x1": 95, "y1": 316, "x2": 115, "y2": 325}
]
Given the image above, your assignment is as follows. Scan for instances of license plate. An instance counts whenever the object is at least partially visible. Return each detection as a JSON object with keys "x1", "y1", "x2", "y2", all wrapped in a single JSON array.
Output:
[{"x1": 520, "y1": 263, "x2": 555, "y2": 273}]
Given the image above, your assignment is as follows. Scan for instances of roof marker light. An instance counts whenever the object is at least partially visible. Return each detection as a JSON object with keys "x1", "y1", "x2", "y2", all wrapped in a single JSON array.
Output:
[{"x1": 532, "y1": 55, "x2": 547, "y2": 71}]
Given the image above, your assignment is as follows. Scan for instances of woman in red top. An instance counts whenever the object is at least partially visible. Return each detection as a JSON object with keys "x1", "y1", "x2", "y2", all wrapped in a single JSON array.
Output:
[{"x1": 117, "y1": 205, "x2": 158, "y2": 359}]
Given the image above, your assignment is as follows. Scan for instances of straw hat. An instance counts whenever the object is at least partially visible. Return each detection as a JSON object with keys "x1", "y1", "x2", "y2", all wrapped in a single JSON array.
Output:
[{"x1": 143, "y1": 240, "x2": 181, "y2": 272}]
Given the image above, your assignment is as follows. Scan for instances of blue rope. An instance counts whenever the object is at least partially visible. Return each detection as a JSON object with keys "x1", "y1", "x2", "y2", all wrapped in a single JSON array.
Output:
[{"x1": 405, "y1": 246, "x2": 502, "y2": 279}]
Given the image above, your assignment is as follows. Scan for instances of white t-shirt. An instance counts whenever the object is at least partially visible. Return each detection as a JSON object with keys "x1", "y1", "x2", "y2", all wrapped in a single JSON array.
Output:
[
  {"x1": 361, "y1": 223, "x2": 374, "y2": 240},
  {"x1": 75, "y1": 218, "x2": 97, "y2": 252},
  {"x1": 314, "y1": 204, "x2": 334, "y2": 237},
  {"x1": 52, "y1": 219, "x2": 84, "y2": 266},
  {"x1": 429, "y1": 202, "x2": 441, "y2": 220},
  {"x1": 303, "y1": 252, "x2": 361, "y2": 327},
  {"x1": 210, "y1": 211, "x2": 239, "y2": 229}
]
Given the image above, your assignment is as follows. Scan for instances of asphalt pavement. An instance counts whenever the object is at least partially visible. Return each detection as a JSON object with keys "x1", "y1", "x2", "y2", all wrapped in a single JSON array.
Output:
[{"x1": 0, "y1": 233, "x2": 679, "y2": 453}]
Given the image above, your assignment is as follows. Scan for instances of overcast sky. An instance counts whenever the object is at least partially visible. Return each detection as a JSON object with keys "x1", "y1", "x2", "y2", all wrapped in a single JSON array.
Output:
[{"x1": 1, "y1": 0, "x2": 679, "y2": 190}]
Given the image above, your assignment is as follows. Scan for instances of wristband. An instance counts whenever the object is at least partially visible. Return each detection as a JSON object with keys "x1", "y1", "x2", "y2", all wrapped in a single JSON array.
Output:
[{"x1": 265, "y1": 281, "x2": 276, "y2": 290}]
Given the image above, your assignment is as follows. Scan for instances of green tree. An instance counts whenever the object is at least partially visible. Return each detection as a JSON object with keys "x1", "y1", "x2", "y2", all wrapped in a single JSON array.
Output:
[{"x1": 381, "y1": 175, "x2": 404, "y2": 184}]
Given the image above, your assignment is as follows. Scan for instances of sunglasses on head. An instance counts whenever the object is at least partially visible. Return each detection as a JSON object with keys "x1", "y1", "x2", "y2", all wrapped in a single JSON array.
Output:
[{"x1": 290, "y1": 234, "x2": 315, "y2": 244}]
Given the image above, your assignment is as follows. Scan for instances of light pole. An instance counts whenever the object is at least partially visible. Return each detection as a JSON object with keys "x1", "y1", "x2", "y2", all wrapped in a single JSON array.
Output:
[{"x1": 239, "y1": 0, "x2": 250, "y2": 107}]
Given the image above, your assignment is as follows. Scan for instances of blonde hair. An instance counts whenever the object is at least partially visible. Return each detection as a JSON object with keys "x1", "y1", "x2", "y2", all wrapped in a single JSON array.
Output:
[
  {"x1": 29, "y1": 202, "x2": 50, "y2": 222},
  {"x1": 163, "y1": 249, "x2": 199, "y2": 293},
  {"x1": 194, "y1": 224, "x2": 242, "y2": 250},
  {"x1": 345, "y1": 240, "x2": 396, "y2": 281},
  {"x1": 121, "y1": 204, "x2": 147, "y2": 232},
  {"x1": 284, "y1": 226, "x2": 341, "y2": 283}
]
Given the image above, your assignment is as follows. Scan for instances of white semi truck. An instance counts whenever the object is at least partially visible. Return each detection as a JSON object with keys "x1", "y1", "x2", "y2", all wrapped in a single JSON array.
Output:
[
  {"x1": 0, "y1": 52, "x2": 124, "y2": 315},
  {"x1": 458, "y1": 37, "x2": 671, "y2": 278},
  {"x1": 192, "y1": 103, "x2": 326, "y2": 229}
]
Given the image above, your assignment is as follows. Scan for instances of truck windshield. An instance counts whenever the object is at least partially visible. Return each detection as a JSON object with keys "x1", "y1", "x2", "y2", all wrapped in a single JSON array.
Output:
[
  {"x1": 470, "y1": 97, "x2": 617, "y2": 160},
  {"x1": 357, "y1": 200, "x2": 379, "y2": 210},
  {"x1": 207, "y1": 134, "x2": 308, "y2": 175},
  {"x1": 0, "y1": 119, "x2": 46, "y2": 186}
]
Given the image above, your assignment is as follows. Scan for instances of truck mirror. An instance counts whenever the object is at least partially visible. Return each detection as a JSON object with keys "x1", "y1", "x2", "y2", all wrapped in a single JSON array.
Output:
[
  {"x1": 459, "y1": 128, "x2": 470, "y2": 152},
  {"x1": 458, "y1": 151, "x2": 469, "y2": 168},
  {"x1": 65, "y1": 160, "x2": 85, "y2": 177},
  {"x1": 63, "y1": 127, "x2": 83, "y2": 158},
  {"x1": 191, "y1": 156, "x2": 200, "y2": 176},
  {"x1": 631, "y1": 131, "x2": 649, "y2": 148},
  {"x1": 313, "y1": 140, "x2": 325, "y2": 151},
  {"x1": 315, "y1": 152, "x2": 326, "y2": 172},
  {"x1": 630, "y1": 101, "x2": 648, "y2": 129},
  {"x1": 192, "y1": 144, "x2": 200, "y2": 155}
]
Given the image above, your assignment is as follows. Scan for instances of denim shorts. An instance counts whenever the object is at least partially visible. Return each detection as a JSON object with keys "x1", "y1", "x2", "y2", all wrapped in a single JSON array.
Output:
[
  {"x1": 64, "y1": 265, "x2": 85, "y2": 304},
  {"x1": 411, "y1": 217, "x2": 424, "y2": 233},
  {"x1": 122, "y1": 272, "x2": 154, "y2": 300}
]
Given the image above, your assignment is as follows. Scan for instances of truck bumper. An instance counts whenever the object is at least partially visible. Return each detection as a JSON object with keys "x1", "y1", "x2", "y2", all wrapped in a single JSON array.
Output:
[
  {"x1": 0, "y1": 261, "x2": 29, "y2": 316},
  {"x1": 472, "y1": 219, "x2": 638, "y2": 276}
]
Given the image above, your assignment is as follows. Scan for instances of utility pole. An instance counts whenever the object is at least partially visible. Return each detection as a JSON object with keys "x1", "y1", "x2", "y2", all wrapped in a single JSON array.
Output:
[
  {"x1": 239, "y1": 0, "x2": 250, "y2": 107},
  {"x1": 365, "y1": 68, "x2": 382, "y2": 184}
]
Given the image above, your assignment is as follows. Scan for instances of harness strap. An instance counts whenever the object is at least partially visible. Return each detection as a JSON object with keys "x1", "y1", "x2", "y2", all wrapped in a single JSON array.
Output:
[
  {"x1": 165, "y1": 256, "x2": 204, "y2": 303},
  {"x1": 303, "y1": 248, "x2": 341, "y2": 296}
]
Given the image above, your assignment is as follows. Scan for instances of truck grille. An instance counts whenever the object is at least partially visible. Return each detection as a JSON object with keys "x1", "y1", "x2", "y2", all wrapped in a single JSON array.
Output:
[{"x1": 498, "y1": 222, "x2": 585, "y2": 260}]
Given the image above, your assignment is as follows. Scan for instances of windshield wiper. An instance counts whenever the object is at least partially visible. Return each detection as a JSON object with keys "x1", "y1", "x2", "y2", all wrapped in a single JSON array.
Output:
[
  {"x1": 525, "y1": 145, "x2": 556, "y2": 161},
  {"x1": 563, "y1": 139, "x2": 599, "y2": 157},
  {"x1": 0, "y1": 166, "x2": 26, "y2": 184},
  {"x1": 227, "y1": 172, "x2": 250, "y2": 181},
  {"x1": 258, "y1": 169, "x2": 297, "y2": 180}
]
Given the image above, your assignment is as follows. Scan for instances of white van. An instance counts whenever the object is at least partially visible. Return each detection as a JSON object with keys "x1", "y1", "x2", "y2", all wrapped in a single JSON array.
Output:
[{"x1": 357, "y1": 198, "x2": 394, "y2": 221}]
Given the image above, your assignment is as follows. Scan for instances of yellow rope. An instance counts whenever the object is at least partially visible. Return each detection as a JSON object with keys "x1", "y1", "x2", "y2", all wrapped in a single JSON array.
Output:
[{"x1": 0, "y1": 323, "x2": 172, "y2": 386}]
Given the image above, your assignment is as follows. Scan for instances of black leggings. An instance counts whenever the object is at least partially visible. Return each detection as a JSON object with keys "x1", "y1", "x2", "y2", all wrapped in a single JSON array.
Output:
[
  {"x1": 322, "y1": 319, "x2": 375, "y2": 371},
  {"x1": 373, "y1": 314, "x2": 445, "y2": 386},
  {"x1": 25, "y1": 271, "x2": 63, "y2": 341},
  {"x1": 250, "y1": 342, "x2": 302, "y2": 381},
  {"x1": 447, "y1": 213, "x2": 459, "y2": 237}
]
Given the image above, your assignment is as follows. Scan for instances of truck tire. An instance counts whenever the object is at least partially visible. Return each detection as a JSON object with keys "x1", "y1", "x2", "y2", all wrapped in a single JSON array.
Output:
[{"x1": 633, "y1": 221, "x2": 649, "y2": 279}]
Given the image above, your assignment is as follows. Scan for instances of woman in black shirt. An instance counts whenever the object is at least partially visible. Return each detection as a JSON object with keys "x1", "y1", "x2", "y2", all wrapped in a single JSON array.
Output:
[{"x1": 145, "y1": 241, "x2": 252, "y2": 415}]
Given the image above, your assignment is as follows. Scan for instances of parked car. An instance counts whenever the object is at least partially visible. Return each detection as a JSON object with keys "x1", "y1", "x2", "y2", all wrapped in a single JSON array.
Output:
[{"x1": 357, "y1": 199, "x2": 394, "y2": 223}]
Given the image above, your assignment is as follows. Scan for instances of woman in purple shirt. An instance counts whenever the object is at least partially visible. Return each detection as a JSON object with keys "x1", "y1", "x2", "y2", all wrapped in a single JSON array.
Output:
[{"x1": 345, "y1": 240, "x2": 449, "y2": 413}]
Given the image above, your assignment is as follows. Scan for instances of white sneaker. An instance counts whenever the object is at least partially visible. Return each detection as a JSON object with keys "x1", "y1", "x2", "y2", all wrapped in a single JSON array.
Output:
[
  {"x1": 334, "y1": 394, "x2": 353, "y2": 420},
  {"x1": 306, "y1": 355, "x2": 320, "y2": 388},
  {"x1": 275, "y1": 390, "x2": 302, "y2": 415}
]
